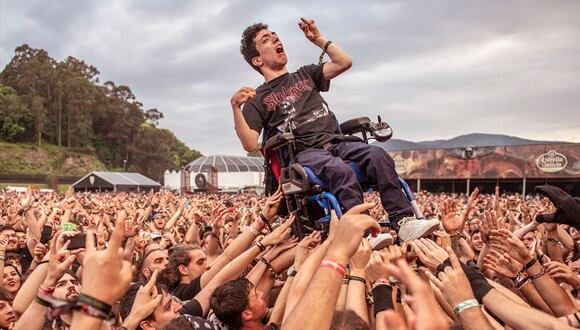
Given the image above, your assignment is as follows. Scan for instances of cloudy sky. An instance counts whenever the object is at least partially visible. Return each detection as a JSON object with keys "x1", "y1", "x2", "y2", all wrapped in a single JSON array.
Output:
[{"x1": 1, "y1": 0, "x2": 579, "y2": 156}]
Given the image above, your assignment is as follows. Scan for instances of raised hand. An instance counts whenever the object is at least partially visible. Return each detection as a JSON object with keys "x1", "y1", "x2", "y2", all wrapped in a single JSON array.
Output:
[
  {"x1": 349, "y1": 239, "x2": 372, "y2": 272},
  {"x1": 122, "y1": 270, "x2": 163, "y2": 330},
  {"x1": 80, "y1": 211, "x2": 133, "y2": 305},
  {"x1": 385, "y1": 259, "x2": 448, "y2": 330},
  {"x1": 298, "y1": 17, "x2": 321, "y2": 42},
  {"x1": 483, "y1": 249, "x2": 522, "y2": 278},
  {"x1": 545, "y1": 261, "x2": 580, "y2": 288},
  {"x1": 326, "y1": 203, "x2": 380, "y2": 264},
  {"x1": 262, "y1": 186, "x2": 283, "y2": 222},
  {"x1": 490, "y1": 229, "x2": 531, "y2": 264},
  {"x1": 261, "y1": 214, "x2": 296, "y2": 246},
  {"x1": 44, "y1": 234, "x2": 77, "y2": 287},
  {"x1": 426, "y1": 247, "x2": 476, "y2": 308},
  {"x1": 410, "y1": 238, "x2": 449, "y2": 271},
  {"x1": 231, "y1": 87, "x2": 256, "y2": 108}
]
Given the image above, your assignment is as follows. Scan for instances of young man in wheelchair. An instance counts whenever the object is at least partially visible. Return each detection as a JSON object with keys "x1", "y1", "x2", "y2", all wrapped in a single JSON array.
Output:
[{"x1": 230, "y1": 18, "x2": 439, "y2": 243}]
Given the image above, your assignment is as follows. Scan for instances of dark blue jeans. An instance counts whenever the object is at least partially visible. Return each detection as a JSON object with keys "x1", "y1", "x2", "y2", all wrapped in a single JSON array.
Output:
[{"x1": 295, "y1": 141, "x2": 414, "y2": 224}]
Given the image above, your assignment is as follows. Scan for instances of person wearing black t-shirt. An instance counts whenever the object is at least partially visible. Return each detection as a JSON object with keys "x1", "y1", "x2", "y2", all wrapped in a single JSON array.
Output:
[{"x1": 231, "y1": 18, "x2": 439, "y2": 242}]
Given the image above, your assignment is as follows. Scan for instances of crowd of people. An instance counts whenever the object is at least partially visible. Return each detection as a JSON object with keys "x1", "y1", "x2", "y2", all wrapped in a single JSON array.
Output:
[{"x1": 0, "y1": 185, "x2": 577, "y2": 330}]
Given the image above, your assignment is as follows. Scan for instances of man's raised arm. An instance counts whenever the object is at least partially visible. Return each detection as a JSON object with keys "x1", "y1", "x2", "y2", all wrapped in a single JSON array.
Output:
[
  {"x1": 231, "y1": 86, "x2": 260, "y2": 152},
  {"x1": 299, "y1": 17, "x2": 352, "y2": 80}
]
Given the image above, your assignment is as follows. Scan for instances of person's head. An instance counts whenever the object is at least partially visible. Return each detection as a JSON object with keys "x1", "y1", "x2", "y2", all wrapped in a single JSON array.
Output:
[
  {"x1": 14, "y1": 230, "x2": 25, "y2": 249},
  {"x1": 470, "y1": 230, "x2": 484, "y2": 252},
  {"x1": 240, "y1": 23, "x2": 287, "y2": 76},
  {"x1": 160, "y1": 245, "x2": 206, "y2": 288},
  {"x1": 53, "y1": 271, "x2": 80, "y2": 302},
  {"x1": 569, "y1": 253, "x2": 580, "y2": 274},
  {"x1": 0, "y1": 227, "x2": 17, "y2": 251},
  {"x1": 4, "y1": 254, "x2": 21, "y2": 275},
  {"x1": 330, "y1": 310, "x2": 369, "y2": 330},
  {"x1": 468, "y1": 218, "x2": 480, "y2": 233},
  {"x1": 152, "y1": 214, "x2": 166, "y2": 231},
  {"x1": 140, "y1": 244, "x2": 169, "y2": 280},
  {"x1": 210, "y1": 278, "x2": 268, "y2": 329},
  {"x1": 2, "y1": 265, "x2": 20, "y2": 295},
  {"x1": 120, "y1": 283, "x2": 180, "y2": 330},
  {"x1": 202, "y1": 231, "x2": 220, "y2": 254},
  {"x1": 522, "y1": 232, "x2": 536, "y2": 250},
  {"x1": 0, "y1": 288, "x2": 15, "y2": 329},
  {"x1": 569, "y1": 227, "x2": 580, "y2": 241}
]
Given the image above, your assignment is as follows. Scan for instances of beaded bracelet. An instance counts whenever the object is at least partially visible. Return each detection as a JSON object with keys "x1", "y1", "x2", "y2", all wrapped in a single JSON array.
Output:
[{"x1": 453, "y1": 299, "x2": 479, "y2": 315}]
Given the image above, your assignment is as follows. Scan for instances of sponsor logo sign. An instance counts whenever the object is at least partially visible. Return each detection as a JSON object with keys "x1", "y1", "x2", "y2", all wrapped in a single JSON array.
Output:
[{"x1": 536, "y1": 150, "x2": 567, "y2": 173}]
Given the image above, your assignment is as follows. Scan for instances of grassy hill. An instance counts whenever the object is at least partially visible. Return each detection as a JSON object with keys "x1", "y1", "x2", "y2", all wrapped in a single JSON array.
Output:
[{"x1": 0, "y1": 142, "x2": 106, "y2": 176}]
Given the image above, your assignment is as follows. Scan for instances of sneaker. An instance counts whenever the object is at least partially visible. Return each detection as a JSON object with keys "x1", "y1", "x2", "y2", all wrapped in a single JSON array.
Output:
[
  {"x1": 397, "y1": 216, "x2": 440, "y2": 242},
  {"x1": 366, "y1": 233, "x2": 394, "y2": 250}
]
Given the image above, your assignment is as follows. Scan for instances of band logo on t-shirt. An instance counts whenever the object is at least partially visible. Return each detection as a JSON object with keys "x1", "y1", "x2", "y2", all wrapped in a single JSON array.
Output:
[{"x1": 263, "y1": 79, "x2": 313, "y2": 112}]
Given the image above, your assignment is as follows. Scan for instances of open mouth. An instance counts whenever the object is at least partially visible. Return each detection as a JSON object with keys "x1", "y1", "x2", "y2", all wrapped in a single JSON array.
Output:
[{"x1": 276, "y1": 45, "x2": 285, "y2": 54}]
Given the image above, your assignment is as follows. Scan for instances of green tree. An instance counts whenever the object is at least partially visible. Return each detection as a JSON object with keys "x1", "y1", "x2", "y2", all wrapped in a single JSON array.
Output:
[{"x1": 0, "y1": 84, "x2": 32, "y2": 142}]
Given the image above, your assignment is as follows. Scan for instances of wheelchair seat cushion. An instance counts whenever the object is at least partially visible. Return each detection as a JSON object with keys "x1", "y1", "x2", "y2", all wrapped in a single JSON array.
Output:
[{"x1": 303, "y1": 162, "x2": 368, "y2": 190}]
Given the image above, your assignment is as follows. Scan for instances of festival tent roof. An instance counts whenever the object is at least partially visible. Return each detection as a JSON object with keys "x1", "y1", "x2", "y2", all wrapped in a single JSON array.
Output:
[
  {"x1": 72, "y1": 171, "x2": 161, "y2": 191},
  {"x1": 183, "y1": 155, "x2": 264, "y2": 173}
]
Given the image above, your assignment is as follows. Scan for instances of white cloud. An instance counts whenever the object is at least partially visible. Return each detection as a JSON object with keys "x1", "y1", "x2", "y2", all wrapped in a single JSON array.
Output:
[{"x1": 1, "y1": 0, "x2": 579, "y2": 156}]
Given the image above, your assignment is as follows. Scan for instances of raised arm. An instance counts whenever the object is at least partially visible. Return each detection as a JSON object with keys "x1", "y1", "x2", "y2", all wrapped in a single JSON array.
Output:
[
  {"x1": 231, "y1": 87, "x2": 260, "y2": 152},
  {"x1": 298, "y1": 17, "x2": 352, "y2": 80}
]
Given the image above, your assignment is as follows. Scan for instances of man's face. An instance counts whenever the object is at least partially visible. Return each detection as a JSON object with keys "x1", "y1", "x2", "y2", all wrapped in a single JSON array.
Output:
[
  {"x1": 153, "y1": 216, "x2": 166, "y2": 230},
  {"x1": 0, "y1": 230, "x2": 18, "y2": 250},
  {"x1": 468, "y1": 219, "x2": 480, "y2": 232},
  {"x1": 246, "y1": 287, "x2": 268, "y2": 322},
  {"x1": 143, "y1": 292, "x2": 181, "y2": 330},
  {"x1": 143, "y1": 250, "x2": 169, "y2": 278},
  {"x1": 53, "y1": 273, "x2": 80, "y2": 302},
  {"x1": 186, "y1": 249, "x2": 207, "y2": 279},
  {"x1": 0, "y1": 300, "x2": 15, "y2": 329},
  {"x1": 523, "y1": 232, "x2": 536, "y2": 250},
  {"x1": 253, "y1": 29, "x2": 287, "y2": 72},
  {"x1": 470, "y1": 233, "x2": 484, "y2": 252},
  {"x1": 15, "y1": 232, "x2": 26, "y2": 248}
]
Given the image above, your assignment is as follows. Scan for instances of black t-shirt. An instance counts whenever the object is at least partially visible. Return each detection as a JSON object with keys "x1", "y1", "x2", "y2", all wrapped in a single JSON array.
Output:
[
  {"x1": 172, "y1": 275, "x2": 202, "y2": 301},
  {"x1": 181, "y1": 297, "x2": 204, "y2": 317},
  {"x1": 243, "y1": 63, "x2": 341, "y2": 152}
]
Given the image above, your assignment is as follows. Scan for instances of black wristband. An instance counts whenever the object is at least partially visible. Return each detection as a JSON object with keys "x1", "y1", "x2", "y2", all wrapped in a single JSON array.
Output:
[
  {"x1": 254, "y1": 240, "x2": 266, "y2": 252},
  {"x1": 323, "y1": 40, "x2": 332, "y2": 52},
  {"x1": 372, "y1": 284, "x2": 394, "y2": 316},
  {"x1": 78, "y1": 293, "x2": 112, "y2": 314},
  {"x1": 349, "y1": 275, "x2": 366, "y2": 285},
  {"x1": 523, "y1": 256, "x2": 538, "y2": 271},
  {"x1": 436, "y1": 258, "x2": 452, "y2": 275},
  {"x1": 462, "y1": 262, "x2": 493, "y2": 303}
]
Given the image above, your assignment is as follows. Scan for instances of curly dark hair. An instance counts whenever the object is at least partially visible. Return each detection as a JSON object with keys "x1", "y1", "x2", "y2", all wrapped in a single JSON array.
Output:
[
  {"x1": 210, "y1": 278, "x2": 252, "y2": 329},
  {"x1": 240, "y1": 23, "x2": 268, "y2": 75}
]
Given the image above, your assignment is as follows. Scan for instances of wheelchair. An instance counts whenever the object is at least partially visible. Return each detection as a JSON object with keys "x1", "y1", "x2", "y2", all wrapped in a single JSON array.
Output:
[{"x1": 262, "y1": 108, "x2": 424, "y2": 239}]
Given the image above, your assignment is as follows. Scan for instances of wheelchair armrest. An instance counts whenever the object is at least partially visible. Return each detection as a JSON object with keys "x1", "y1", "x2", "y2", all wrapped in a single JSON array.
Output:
[
  {"x1": 339, "y1": 117, "x2": 371, "y2": 135},
  {"x1": 264, "y1": 132, "x2": 295, "y2": 152}
]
